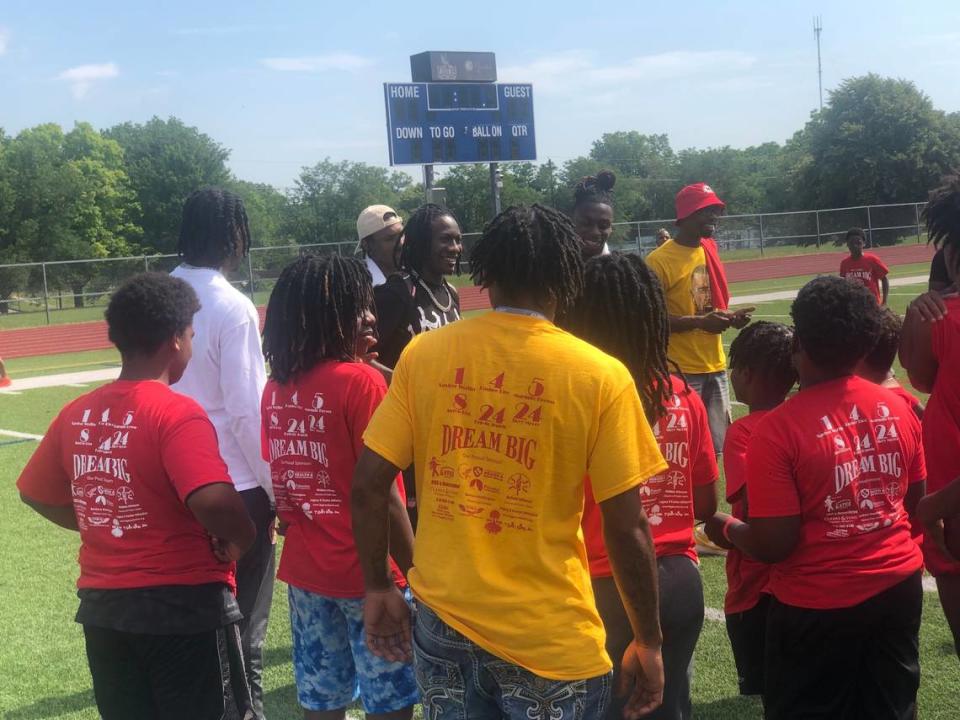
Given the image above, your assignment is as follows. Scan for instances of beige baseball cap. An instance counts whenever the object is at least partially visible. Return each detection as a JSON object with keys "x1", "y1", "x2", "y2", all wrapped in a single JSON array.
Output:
[{"x1": 356, "y1": 205, "x2": 403, "y2": 251}]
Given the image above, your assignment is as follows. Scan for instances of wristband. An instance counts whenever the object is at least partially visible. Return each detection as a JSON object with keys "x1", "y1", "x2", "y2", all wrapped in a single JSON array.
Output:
[{"x1": 721, "y1": 515, "x2": 738, "y2": 544}]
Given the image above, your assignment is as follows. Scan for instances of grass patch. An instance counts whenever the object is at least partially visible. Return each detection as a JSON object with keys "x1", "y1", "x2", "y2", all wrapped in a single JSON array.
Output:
[{"x1": 1, "y1": 278, "x2": 957, "y2": 719}]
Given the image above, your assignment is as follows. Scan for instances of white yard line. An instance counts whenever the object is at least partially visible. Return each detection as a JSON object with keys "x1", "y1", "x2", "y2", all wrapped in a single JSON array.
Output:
[
  {"x1": 0, "y1": 428, "x2": 43, "y2": 440},
  {"x1": 731, "y1": 275, "x2": 926, "y2": 307},
  {"x1": 0, "y1": 367, "x2": 119, "y2": 394}
]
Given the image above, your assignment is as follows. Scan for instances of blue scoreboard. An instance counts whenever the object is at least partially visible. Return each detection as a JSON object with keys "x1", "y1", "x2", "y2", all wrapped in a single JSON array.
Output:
[{"x1": 384, "y1": 82, "x2": 536, "y2": 166}]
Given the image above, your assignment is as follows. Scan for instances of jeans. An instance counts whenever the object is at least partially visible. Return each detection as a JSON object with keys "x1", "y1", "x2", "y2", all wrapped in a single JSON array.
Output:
[
  {"x1": 236, "y1": 487, "x2": 276, "y2": 719},
  {"x1": 685, "y1": 371, "x2": 731, "y2": 454},
  {"x1": 593, "y1": 555, "x2": 704, "y2": 720},
  {"x1": 413, "y1": 603, "x2": 611, "y2": 719}
]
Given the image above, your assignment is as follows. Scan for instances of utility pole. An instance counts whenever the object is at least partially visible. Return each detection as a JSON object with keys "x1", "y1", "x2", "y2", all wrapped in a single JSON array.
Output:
[{"x1": 814, "y1": 16, "x2": 824, "y2": 111}]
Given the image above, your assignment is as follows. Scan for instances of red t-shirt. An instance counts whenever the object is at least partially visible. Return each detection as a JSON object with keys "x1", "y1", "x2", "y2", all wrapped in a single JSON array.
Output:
[
  {"x1": 583, "y1": 376, "x2": 717, "y2": 576},
  {"x1": 886, "y1": 384, "x2": 923, "y2": 419},
  {"x1": 747, "y1": 376, "x2": 924, "y2": 609},
  {"x1": 922, "y1": 296, "x2": 960, "y2": 575},
  {"x1": 722, "y1": 410, "x2": 772, "y2": 614},
  {"x1": 16, "y1": 381, "x2": 235, "y2": 590},
  {"x1": 840, "y1": 253, "x2": 889, "y2": 304},
  {"x1": 262, "y1": 361, "x2": 406, "y2": 598}
]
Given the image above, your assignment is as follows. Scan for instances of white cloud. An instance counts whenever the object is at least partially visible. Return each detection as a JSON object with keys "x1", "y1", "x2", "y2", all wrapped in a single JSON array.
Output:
[
  {"x1": 260, "y1": 54, "x2": 374, "y2": 73},
  {"x1": 501, "y1": 49, "x2": 757, "y2": 97},
  {"x1": 0, "y1": 26, "x2": 10, "y2": 55},
  {"x1": 57, "y1": 62, "x2": 119, "y2": 99}
]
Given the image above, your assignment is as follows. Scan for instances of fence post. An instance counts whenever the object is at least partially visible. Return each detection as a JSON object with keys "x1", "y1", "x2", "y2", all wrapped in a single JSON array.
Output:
[
  {"x1": 915, "y1": 203, "x2": 923, "y2": 244},
  {"x1": 815, "y1": 210, "x2": 822, "y2": 248},
  {"x1": 866, "y1": 205, "x2": 873, "y2": 247},
  {"x1": 143, "y1": 255, "x2": 149, "y2": 272},
  {"x1": 246, "y1": 252, "x2": 256, "y2": 304},
  {"x1": 41, "y1": 262, "x2": 51, "y2": 325},
  {"x1": 758, "y1": 214, "x2": 765, "y2": 257}
]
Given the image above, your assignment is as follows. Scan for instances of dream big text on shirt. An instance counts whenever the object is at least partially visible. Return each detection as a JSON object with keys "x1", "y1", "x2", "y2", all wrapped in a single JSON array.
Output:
[
  {"x1": 746, "y1": 376, "x2": 924, "y2": 609},
  {"x1": 16, "y1": 380, "x2": 235, "y2": 590},
  {"x1": 583, "y1": 375, "x2": 717, "y2": 575},
  {"x1": 646, "y1": 240, "x2": 726, "y2": 374},
  {"x1": 261, "y1": 360, "x2": 406, "y2": 597},
  {"x1": 362, "y1": 311, "x2": 667, "y2": 680},
  {"x1": 840, "y1": 253, "x2": 889, "y2": 305}
]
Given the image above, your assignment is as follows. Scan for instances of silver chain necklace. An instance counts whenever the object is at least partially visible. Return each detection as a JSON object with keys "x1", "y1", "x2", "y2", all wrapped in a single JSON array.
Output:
[{"x1": 417, "y1": 277, "x2": 454, "y2": 312}]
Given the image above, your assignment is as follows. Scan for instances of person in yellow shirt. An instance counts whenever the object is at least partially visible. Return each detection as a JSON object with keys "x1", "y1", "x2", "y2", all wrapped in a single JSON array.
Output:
[
  {"x1": 352, "y1": 204, "x2": 668, "y2": 720},
  {"x1": 646, "y1": 183, "x2": 753, "y2": 456}
]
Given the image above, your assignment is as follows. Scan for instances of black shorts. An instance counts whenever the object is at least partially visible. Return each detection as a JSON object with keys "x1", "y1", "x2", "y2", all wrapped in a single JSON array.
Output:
[
  {"x1": 84, "y1": 623, "x2": 249, "y2": 720},
  {"x1": 725, "y1": 593, "x2": 770, "y2": 696},
  {"x1": 764, "y1": 572, "x2": 922, "y2": 720}
]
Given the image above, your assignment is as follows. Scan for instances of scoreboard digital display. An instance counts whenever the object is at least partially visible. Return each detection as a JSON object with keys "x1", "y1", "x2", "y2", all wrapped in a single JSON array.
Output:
[{"x1": 384, "y1": 82, "x2": 536, "y2": 166}]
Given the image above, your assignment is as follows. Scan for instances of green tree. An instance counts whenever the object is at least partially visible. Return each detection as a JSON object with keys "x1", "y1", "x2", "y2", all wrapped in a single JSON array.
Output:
[
  {"x1": 228, "y1": 179, "x2": 291, "y2": 248},
  {"x1": 286, "y1": 159, "x2": 412, "y2": 246},
  {"x1": 104, "y1": 116, "x2": 231, "y2": 253},
  {"x1": 792, "y1": 74, "x2": 960, "y2": 208},
  {"x1": 0, "y1": 123, "x2": 140, "y2": 307}
]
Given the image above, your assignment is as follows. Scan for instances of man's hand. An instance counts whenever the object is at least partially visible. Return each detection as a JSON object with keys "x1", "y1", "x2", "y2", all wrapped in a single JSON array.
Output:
[
  {"x1": 698, "y1": 311, "x2": 733, "y2": 334},
  {"x1": 619, "y1": 641, "x2": 664, "y2": 719},
  {"x1": 908, "y1": 291, "x2": 953, "y2": 323},
  {"x1": 728, "y1": 307, "x2": 755, "y2": 330},
  {"x1": 363, "y1": 587, "x2": 413, "y2": 663},
  {"x1": 210, "y1": 536, "x2": 246, "y2": 563}
]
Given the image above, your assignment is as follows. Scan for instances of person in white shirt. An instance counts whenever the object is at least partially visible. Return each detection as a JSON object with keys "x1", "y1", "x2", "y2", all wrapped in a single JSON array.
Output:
[
  {"x1": 170, "y1": 188, "x2": 274, "y2": 720},
  {"x1": 356, "y1": 204, "x2": 403, "y2": 287}
]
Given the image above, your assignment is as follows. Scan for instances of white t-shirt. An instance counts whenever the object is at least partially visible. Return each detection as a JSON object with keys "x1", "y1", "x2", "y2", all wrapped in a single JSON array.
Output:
[
  {"x1": 365, "y1": 256, "x2": 388, "y2": 287},
  {"x1": 170, "y1": 265, "x2": 272, "y2": 498}
]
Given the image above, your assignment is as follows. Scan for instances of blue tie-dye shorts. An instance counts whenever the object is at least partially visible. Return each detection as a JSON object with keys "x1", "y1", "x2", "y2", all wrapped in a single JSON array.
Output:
[{"x1": 287, "y1": 585, "x2": 420, "y2": 713}]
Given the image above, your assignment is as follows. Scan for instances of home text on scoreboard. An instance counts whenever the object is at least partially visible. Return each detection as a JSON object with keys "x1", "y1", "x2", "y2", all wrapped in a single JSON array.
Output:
[{"x1": 384, "y1": 82, "x2": 536, "y2": 166}]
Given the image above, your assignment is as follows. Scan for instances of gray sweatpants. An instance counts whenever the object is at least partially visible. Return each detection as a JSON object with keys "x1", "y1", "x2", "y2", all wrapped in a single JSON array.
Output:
[{"x1": 593, "y1": 555, "x2": 705, "y2": 720}]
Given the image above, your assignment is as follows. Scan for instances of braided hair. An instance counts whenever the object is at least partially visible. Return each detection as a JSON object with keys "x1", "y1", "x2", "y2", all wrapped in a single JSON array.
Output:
[
  {"x1": 574, "y1": 170, "x2": 616, "y2": 209},
  {"x1": 177, "y1": 188, "x2": 252, "y2": 268},
  {"x1": 470, "y1": 204, "x2": 584, "y2": 315},
  {"x1": 728, "y1": 321, "x2": 797, "y2": 397},
  {"x1": 560, "y1": 253, "x2": 673, "y2": 421},
  {"x1": 923, "y1": 171, "x2": 960, "y2": 277},
  {"x1": 262, "y1": 254, "x2": 373, "y2": 384},
  {"x1": 399, "y1": 203, "x2": 461, "y2": 277}
]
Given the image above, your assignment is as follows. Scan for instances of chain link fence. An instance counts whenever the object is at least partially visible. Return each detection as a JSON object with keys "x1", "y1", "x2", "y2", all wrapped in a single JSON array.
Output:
[{"x1": 0, "y1": 202, "x2": 929, "y2": 330}]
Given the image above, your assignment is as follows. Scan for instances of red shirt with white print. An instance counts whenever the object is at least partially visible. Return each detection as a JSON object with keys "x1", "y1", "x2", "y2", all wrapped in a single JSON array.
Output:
[
  {"x1": 723, "y1": 410, "x2": 771, "y2": 614},
  {"x1": 583, "y1": 375, "x2": 717, "y2": 576},
  {"x1": 921, "y1": 296, "x2": 960, "y2": 575},
  {"x1": 747, "y1": 376, "x2": 924, "y2": 609},
  {"x1": 16, "y1": 381, "x2": 235, "y2": 590},
  {"x1": 840, "y1": 253, "x2": 889, "y2": 304},
  {"x1": 262, "y1": 360, "x2": 406, "y2": 598}
]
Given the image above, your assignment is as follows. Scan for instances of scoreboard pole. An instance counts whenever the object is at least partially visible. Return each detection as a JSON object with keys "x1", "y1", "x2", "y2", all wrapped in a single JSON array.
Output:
[
  {"x1": 423, "y1": 164, "x2": 435, "y2": 204},
  {"x1": 489, "y1": 162, "x2": 502, "y2": 217}
]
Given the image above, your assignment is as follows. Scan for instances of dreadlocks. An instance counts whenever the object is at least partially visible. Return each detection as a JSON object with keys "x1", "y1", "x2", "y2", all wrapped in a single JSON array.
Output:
[
  {"x1": 399, "y1": 203, "x2": 460, "y2": 277},
  {"x1": 470, "y1": 204, "x2": 584, "y2": 315},
  {"x1": 177, "y1": 188, "x2": 252, "y2": 268},
  {"x1": 923, "y1": 171, "x2": 960, "y2": 277},
  {"x1": 728, "y1": 321, "x2": 797, "y2": 397},
  {"x1": 560, "y1": 253, "x2": 673, "y2": 421},
  {"x1": 574, "y1": 170, "x2": 616, "y2": 209},
  {"x1": 262, "y1": 254, "x2": 374, "y2": 384}
]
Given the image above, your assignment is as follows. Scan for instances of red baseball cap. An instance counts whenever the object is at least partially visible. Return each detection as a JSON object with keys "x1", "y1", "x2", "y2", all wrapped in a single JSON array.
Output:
[{"x1": 675, "y1": 183, "x2": 725, "y2": 222}]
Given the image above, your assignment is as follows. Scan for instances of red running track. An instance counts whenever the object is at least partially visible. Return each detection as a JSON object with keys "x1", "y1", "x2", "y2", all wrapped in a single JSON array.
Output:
[{"x1": 0, "y1": 244, "x2": 935, "y2": 360}]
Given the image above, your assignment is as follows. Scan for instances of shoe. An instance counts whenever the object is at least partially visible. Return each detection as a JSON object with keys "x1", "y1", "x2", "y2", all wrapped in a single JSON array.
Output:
[
  {"x1": 0, "y1": 376, "x2": 11, "y2": 388},
  {"x1": 694, "y1": 524, "x2": 727, "y2": 557}
]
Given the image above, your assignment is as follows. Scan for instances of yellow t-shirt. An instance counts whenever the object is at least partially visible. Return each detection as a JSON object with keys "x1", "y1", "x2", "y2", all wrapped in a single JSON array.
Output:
[
  {"x1": 647, "y1": 240, "x2": 727, "y2": 374},
  {"x1": 364, "y1": 311, "x2": 666, "y2": 680}
]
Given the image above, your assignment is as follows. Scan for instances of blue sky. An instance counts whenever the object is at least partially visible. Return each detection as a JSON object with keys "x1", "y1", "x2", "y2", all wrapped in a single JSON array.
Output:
[{"x1": 1, "y1": 1, "x2": 959, "y2": 189}]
